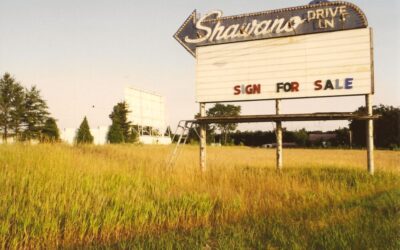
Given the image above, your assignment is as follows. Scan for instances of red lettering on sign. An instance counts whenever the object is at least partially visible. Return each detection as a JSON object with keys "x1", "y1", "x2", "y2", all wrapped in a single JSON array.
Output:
[
  {"x1": 233, "y1": 84, "x2": 261, "y2": 95},
  {"x1": 291, "y1": 82, "x2": 299, "y2": 92},
  {"x1": 245, "y1": 85, "x2": 253, "y2": 94},
  {"x1": 314, "y1": 80, "x2": 322, "y2": 90},
  {"x1": 233, "y1": 85, "x2": 241, "y2": 95},
  {"x1": 252, "y1": 84, "x2": 261, "y2": 94}
]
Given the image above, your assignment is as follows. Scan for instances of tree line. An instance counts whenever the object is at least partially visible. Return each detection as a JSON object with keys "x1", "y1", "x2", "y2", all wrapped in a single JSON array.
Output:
[
  {"x1": 2, "y1": 72, "x2": 398, "y2": 148},
  {"x1": 0, "y1": 73, "x2": 140, "y2": 144}
]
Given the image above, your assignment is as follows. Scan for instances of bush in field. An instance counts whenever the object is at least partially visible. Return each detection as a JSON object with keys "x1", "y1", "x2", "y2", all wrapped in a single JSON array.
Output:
[{"x1": 75, "y1": 116, "x2": 93, "y2": 144}]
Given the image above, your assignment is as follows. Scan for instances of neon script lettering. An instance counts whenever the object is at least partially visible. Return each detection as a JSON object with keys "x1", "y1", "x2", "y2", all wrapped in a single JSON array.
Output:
[{"x1": 185, "y1": 11, "x2": 305, "y2": 44}]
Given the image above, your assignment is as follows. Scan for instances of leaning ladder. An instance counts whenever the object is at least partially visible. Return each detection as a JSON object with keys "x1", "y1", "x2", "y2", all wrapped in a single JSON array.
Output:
[{"x1": 167, "y1": 120, "x2": 199, "y2": 168}]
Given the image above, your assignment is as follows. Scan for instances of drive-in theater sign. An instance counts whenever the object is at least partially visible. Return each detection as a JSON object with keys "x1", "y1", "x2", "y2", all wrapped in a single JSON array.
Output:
[{"x1": 173, "y1": 1, "x2": 377, "y2": 174}]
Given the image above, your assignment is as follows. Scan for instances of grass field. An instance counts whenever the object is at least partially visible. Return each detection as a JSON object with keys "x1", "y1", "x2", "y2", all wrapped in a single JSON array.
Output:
[{"x1": 0, "y1": 144, "x2": 399, "y2": 249}]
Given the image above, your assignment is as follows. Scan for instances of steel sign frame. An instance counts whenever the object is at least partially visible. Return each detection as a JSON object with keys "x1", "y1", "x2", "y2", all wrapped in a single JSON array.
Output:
[{"x1": 174, "y1": 1, "x2": 368, "y2": 57}]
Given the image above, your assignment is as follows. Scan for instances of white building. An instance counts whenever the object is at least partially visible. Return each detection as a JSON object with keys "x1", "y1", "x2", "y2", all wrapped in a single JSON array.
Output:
[{"x1": 60, "y1": 126, "x2": 108, "y2": 145}]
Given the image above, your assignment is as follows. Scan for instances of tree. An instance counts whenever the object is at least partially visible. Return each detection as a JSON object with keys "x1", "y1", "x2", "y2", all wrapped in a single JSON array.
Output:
[
  {"x1": 0, "y1": 73, "x2": 24, "y2": 141},
  {"x1": 22, "y1": 86, "x2": 49, "y2": 141},
  {"x1": 292, "y1": 128, "x2": 309, "y2": 147},
  {"x1": 129, "y1": 127, "x2": 138, "y2": 143},
  {"x1": 107, "y1": 122, "x2": 124, "y2": 143},
  {"x1": 109, "y1": 102, "x2": 131, "y2": 139},
  {"x1": 332, "y1": 127, "x2": 350, "y2": 147},
  {"x1": 75, "y1": 117, "x2": 94, "y2": 144},
  {"x1": 10, "y1": 84, "x2": 25, "y2": 140},
  {"x1": 41, "y1": 117, "x2": 60, "y2": 142},
  {"x1": 231, "y1": 130, "x2": 275, "y2": 146},
  {"x1": 206, "y1": 104, "x2": 241, "y2": 145},
  {"x1": 0, "y1": 73, "x2": 52, "y2": 142},
  {"x1": 184, "y1": 113, "x2": 216, "y2": 144},
  {"x1": 107, "y1": 101, "x2": 137, "y2": 143},
  {"x1": 350, "y1": 105, "x2": 400, "y2": 148}
]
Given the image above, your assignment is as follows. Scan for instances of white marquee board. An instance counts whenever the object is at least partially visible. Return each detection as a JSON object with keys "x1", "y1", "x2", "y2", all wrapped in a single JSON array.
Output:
[
  {"x1": 124, "y1": 87, "x2": 166, "y2": 130},
  {"x1": 196, "y1": 28, "x2": 373, "y2": 103}
]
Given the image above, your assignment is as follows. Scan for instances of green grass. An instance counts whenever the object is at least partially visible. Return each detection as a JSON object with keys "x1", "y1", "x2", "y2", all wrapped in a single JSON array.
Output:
[{"x1": 0, "y1": 144, "x2": 399, "y2": 249}]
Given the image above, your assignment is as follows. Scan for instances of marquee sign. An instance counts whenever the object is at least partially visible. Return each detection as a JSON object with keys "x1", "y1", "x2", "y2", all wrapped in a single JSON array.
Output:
[
  {"x1": 196, "y1": 28, "x2": 373, "y2": 103},
  {"x1": 174, "y1": 1, "x2": 373, "y2": 103},
  {"x1": 174, "y1": 1, "x2": 368, "y2": 57},
  {"x1": 173, "y1": 1, "x2": 376, "y2": 173}
]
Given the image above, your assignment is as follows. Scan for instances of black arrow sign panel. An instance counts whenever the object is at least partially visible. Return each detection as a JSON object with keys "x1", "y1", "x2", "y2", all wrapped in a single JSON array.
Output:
[{"x1": 174, "y1": 1, "x2": 367, "y2": 57}]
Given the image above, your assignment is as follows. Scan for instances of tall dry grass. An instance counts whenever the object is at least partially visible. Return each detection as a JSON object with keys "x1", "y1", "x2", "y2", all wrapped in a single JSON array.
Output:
[{"x1": 0, "y1": 144, "x2": 399, "y2": 249}]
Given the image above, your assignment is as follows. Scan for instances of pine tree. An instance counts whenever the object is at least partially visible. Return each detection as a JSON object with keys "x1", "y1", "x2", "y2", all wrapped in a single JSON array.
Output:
[
  {"x1": 75, "y1": 117, "x2": 94, "y2": 144},
  {"x1": 109, "y1": 102, "x2": 131, "y2": 140},
  {"x1": 22, "y1": 86, "x2": 49, "y2": 141},
  {"x1": 0, "y1": 73, "x2": 51, "y2": 142},
  {"x1": 10, "y1": 84, "x2": 25, "y2": 141},
  {"x1": 0, "y1": 73, "x2": 24, "y2": 141},
  {"x1": 41, "y1": 117, "x2": 60, "y2": 142},
  {"x1": 129, "y1": 127, "x2": 138, "y2": 142},
  {"x1": 107, "y1": 101, "x2": 137, "y2": 143},
  {"x1": 107, "y1": 123, "x2": 124, "y2": 143}
]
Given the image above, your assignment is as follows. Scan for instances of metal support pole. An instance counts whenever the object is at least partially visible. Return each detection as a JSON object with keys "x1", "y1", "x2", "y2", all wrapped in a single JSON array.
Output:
[
  {"x1": 366, "y1": 94, "x2": 374, "y2": 175},
  {"x1": 199, "y1": 103, "x2": 207, "y2": 172},
  {"x1": 275, "y1": 100, "x2": 283, "y2": 171}
]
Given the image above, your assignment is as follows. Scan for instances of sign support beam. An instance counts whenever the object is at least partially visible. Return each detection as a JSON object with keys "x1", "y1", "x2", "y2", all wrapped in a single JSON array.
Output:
[
  {"x1": 275, "y1": 100, "x2": 283, "y2": 171},
  {"x1": 193, "y1": 110, "x2": 378, "y2": 173},
  {"x1": 366, "y1": 94, "x2": 375, "y2": 175},
  {"x1": 199, "y1": 103, "x2": 207, "y2": 172}
]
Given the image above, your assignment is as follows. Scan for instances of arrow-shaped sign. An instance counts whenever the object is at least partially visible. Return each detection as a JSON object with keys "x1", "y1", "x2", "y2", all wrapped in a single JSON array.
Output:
[{"x1": 174, "y1": 1, "x2": 367, "y2": 57}]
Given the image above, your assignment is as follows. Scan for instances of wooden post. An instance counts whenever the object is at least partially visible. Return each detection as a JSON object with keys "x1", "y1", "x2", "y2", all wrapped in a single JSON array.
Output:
[
  {"x1": 200, "y1": 103, "x2": 207, "y2": 172},
  {"x1": 349, "y1": 129, "x2": 353, "y2": 149},
  {"x1": 366, "y1": 94, "x2": 374, "y2": 175},
  {"x1": 275, "y1": 100, "x2": 283, "y2": 171}
]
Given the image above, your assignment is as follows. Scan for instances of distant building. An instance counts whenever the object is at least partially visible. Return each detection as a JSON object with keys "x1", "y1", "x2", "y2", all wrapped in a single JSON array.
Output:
[
  {"x1": 308, "y1": 132, "x2": 337, "y2": 147},
  {"x1": 60, "y1": 126, "x2": 108, "y2": 145},
  {"x1": 308, "y1": 133, "x2": 337, "y2": 143}
]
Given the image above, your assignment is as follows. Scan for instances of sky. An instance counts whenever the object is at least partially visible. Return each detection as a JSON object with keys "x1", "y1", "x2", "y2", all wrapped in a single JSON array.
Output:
[{"x1": 0, "y1": 0, "x2": 399, "y2": 132}]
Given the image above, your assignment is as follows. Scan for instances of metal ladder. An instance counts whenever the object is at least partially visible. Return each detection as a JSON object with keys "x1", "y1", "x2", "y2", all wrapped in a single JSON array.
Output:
[{"x1": 167, "y1": 120, "x2": 199, "y2": 168}]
